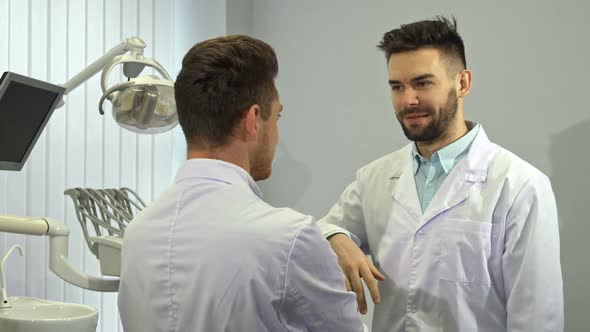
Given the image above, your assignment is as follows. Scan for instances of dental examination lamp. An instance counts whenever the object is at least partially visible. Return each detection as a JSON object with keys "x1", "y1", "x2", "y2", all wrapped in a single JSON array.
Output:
[
  {"x1": 1, "y1": 36, "x2": 177, "y2": 172},
  {"x1": 0, "y1": 37, "x2": 176, "y2": 291},
  {"x1": 63, "y1": 36, "x2": 178, "y2": 134}
]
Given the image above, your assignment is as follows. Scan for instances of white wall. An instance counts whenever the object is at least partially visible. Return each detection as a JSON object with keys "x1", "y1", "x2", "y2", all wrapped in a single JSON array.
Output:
[
  {"x1": 249, "y1": 0, "x2": 590, "y2": 331},
  {"x1": 226, "y1": 0, "x2": 253, "y2": 35},
  {"x1": 0, "y1": 0, "x2": 181, "y2": 331}
]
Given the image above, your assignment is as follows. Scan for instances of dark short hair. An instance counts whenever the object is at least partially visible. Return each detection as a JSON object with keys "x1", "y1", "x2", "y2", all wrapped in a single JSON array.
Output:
[
  {"x1": 378, "y1": 16, "x2": 466, "y2": 72},
  {"x1": 175, "y1": 35, "x2": 278, "y2": 148}
]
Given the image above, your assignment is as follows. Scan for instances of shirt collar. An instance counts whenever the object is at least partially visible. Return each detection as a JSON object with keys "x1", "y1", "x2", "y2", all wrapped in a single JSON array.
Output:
[
  {"x1": 412, "y1": 121, "x2": 480, "y2": 175},
  {"x1": 174, "y1": 158, "x2": 262, "y2": 198}
]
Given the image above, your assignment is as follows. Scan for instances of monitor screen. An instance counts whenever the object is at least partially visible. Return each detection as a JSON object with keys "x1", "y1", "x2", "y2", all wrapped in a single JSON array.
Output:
[{"x1": 0, "y1": 71, "x2": 66, "y2": 171}]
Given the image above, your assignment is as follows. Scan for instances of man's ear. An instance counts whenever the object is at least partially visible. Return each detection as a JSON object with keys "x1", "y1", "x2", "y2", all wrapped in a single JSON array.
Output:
[
  {"x1": 457, "y1": 69, "x2": 472, "y2": 98},
  {"x1": 241, "y1": 104, "x2": 261, "y2": 141}
]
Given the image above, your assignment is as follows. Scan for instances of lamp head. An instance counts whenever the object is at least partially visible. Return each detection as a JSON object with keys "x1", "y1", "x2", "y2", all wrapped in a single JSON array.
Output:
[
  {"x1": 99, "y1": 54, "x2": 178, "y2": 134},
  {"x1": 110, "y1": 76, "x2": 177, "y2": 134}
]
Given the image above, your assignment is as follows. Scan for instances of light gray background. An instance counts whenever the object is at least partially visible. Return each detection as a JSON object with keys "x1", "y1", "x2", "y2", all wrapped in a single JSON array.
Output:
[{"x1": 226, "y1": 0, "x2": 589, "y2": 330}]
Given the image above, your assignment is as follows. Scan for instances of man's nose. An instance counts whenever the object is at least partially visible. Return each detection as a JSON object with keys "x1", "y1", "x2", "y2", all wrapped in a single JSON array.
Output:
[{"x1": 400, "y1": 88, "x2": 419, "y2": 108}]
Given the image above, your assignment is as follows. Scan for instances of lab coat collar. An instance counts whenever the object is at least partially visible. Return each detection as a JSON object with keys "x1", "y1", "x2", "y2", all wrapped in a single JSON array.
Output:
[
  {"x1": 389, "y1": 123, "x2": 498, "y2": 222},
  {"x1": 390, "y1": 122, "x2": 494, "y2": 181},
  {"x1": 174, "y1": 158, "x2": 263, "y2": 198},
  {"x1": 463, "y1": 124, "x2": 497, "y2": 183},
  {"x1": 411, "y1": 122, "x2": 481, "y2": 176}
]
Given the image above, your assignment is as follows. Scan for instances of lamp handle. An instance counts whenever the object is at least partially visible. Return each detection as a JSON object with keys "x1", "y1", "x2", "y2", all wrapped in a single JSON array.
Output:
[
  {"x1": 100, "y1": 55, "x2": 172, "y2": 94},
  {"x1": 97, "y1": 81, "x2": 133, "y2": 115}
]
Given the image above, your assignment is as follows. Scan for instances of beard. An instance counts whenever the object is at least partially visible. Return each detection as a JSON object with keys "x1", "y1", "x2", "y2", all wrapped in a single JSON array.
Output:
[
  {"x1": 249, "y1": 130, "x2": 274, "y2": 181},
  {"x1": 397, "y1": 88, "x2": 459, "y2": 142}
]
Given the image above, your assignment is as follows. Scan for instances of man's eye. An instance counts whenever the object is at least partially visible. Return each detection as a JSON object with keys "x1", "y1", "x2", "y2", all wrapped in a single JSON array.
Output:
[
  {"x1": 416, "y1": 81, "x2": 432, "y2": 88},
  {"x1": 391, "y1": 85, "x2": 403, "y2": 91}
]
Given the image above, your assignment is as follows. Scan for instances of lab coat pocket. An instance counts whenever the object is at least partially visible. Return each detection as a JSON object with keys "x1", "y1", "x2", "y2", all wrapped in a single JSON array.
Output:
[{"x1": 438, "y1": 220, "x2": 493, "y2": 285}]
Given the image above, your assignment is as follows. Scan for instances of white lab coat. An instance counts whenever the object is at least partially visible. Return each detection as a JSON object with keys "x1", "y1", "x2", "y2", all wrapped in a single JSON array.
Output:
[
  {"x1": 320, "y1": 126, "x2": 564, "y2": 332},
  {"x1": 118, "y1": 159, "x2": 367, "y2": 332}
]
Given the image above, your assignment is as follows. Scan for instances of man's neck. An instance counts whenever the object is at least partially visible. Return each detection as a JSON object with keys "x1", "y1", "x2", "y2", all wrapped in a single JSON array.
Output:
[
  {"x1": 415, "y1": 121, "x2": 469, "y2": 160},
  {"x1": 187, "y1": 143, "x2": 250, "y2": 174}
]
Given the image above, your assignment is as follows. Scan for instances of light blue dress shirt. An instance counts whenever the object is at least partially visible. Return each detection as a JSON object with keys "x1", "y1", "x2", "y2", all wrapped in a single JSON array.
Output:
[
  {"x1": 412, "y1": 124, "x2": 480, "y2": 212},
  {"x1": 118, "y1": 158, "x2": 365, "y2": 332}
]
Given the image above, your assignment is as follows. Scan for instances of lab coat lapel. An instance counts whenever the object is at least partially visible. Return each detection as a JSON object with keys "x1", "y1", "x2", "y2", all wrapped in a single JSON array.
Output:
[
  {"x1": 421, "y1": 127, "x2": 497, "y2": 224},
  {"x1": 421, "y1": 162, "x2": 469, "y2": 223},
  {"x1": 390, "y1": 146, "x2": 422, "y2": 221}
]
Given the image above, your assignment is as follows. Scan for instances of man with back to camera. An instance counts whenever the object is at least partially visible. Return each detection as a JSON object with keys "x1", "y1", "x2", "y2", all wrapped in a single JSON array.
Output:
[
  {"x1": 319, "y1": 16, "x2": 563, "y2": 331},
  {"x1": 118, "y1": 35, "x2": 366, "y2": 332}
]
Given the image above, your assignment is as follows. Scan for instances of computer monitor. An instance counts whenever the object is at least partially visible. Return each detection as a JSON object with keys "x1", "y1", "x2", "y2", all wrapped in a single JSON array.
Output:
[{"x1": 0, "y1": 71, "x2": 66, "y2": 171}]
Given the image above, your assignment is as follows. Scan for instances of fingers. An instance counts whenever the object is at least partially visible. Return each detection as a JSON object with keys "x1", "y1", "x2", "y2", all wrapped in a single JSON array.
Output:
[
  {"x1": 330, "y1": 234, "x2": 386, "y2": 312},
  {"x1": 369, "y1": 261, "x2": 386, "y2": 281},
  {"x1": 360, "y1": 265, "x2": 381, "y2": 305},
  {"x1": 344, "y1": 275, "x2": 352, "y2": 292},
  {"x1": 350, "y1": 272, "x2": 367, "y2": 314}
]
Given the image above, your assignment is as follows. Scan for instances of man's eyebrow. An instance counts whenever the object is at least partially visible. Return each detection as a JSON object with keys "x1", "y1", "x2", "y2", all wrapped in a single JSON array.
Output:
[
  {"x1": 411, "y1": 74, "x2": 436, "y2": 82},
  {"x1": 388, "y1": 74, "x2": 436, "y2": 85}
]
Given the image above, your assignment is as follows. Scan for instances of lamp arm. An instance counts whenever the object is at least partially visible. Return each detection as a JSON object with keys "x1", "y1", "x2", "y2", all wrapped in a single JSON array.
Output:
[{"x1": 58, "y1": 37, "x2": 147, "y2": 101}]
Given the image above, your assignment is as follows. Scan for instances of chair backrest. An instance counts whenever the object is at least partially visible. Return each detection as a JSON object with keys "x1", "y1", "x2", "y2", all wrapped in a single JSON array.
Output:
[{"x1": 64, "y1": 187, "x2": 147, "y2": 257}]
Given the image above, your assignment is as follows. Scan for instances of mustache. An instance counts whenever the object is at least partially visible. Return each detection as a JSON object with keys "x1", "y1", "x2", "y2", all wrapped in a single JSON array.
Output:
[{"x1": 398, "y1": 107, "x2": 434, "y2": 118}]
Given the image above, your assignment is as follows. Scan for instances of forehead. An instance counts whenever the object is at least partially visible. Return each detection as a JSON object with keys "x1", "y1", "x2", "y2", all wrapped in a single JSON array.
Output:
[{"x1": 387, "y1": 48, "x2": 446, "y2": 80}]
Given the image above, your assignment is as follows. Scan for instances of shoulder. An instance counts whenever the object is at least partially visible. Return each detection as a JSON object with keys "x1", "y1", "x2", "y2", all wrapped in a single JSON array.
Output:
[
  {"x1": 356, "y1": 143, "x2": 412, "y2": 181},
  {"x1": 491, "y1": 146, "x2": 549, "y2": 187},
  {"x1": 478, "y1": 144, "x2": 555, "y2": 210}
]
